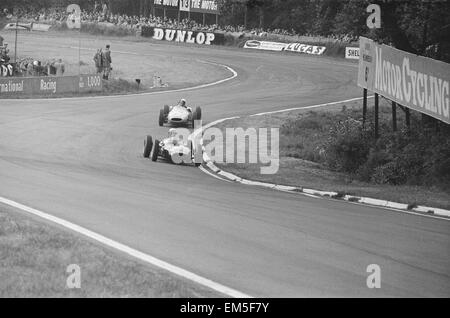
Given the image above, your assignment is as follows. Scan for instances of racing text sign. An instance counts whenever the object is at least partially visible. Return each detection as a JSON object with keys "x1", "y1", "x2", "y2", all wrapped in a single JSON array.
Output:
[{"x1": 358, "y1": 36, "x2": 450, "y2": 124}]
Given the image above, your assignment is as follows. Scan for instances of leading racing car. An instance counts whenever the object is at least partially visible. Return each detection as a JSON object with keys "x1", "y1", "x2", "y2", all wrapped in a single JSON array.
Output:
[
  {"x1": 159, "y1": 99, "x2": 202, "y2": 127},
  {"x1": 143, "y1": 129, "x2": 202, "y2": 166}
]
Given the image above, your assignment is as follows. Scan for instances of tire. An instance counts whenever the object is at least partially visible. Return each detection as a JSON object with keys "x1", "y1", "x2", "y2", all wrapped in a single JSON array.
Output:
[
  {"x1": 151, "y1": 140, "x2": 160, "y2": 162},
  {"x1": 143, "y1": 135, "x2": 152, "y2": 158},
  {"x1": 191, "y1": 113, "x2": 196, "y2": 128},
  {"x1": 164, "y1": 105, "x2": 170, "y2": 115},
  {"x1": 159, "y1": 109, "x2": 164, "y2": 127},
  {"x1": 191, "y1": 141, "x2": 202, "y2": 167},
  {"x1": 195, "y1": 106, "x2": 202, "y2": 120}
]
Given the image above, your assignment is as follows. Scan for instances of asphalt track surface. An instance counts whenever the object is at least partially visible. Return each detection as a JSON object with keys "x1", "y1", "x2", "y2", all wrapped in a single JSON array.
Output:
[{"x1": 1, "y1": 34, "x2": 449, "y2": 297}]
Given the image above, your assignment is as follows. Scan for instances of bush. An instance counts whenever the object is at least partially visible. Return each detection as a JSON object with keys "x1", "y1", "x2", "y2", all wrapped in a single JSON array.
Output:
[
  {"x1": 279, "y1": 106, "x2": 450, "y2": 191},
  {"x1": 323, "y1": 117, "x2": 371, "y2": 173}
]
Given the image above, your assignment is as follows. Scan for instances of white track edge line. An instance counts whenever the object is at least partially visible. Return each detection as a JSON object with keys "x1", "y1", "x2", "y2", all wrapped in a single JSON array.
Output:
[{"x1": 0, "y1": 196, "x2": 252, "y2": 298}]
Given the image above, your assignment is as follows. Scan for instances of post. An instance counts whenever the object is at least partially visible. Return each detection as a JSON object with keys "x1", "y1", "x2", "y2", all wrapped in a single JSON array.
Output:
[
  {"x1": 363, "y1": 88, "x2": 367, "y2": 127},
  {"x1": 216, "y1": 14, "x2": 218, "y2": 25},
  {"x1": 374, "y1": 93, "x2": 379, "y2": 138},
  {"x1": 163, "y1": 8, "x2": 166, "y2": 20},
  {"x1": 177, "y1": 9, "x2": 180, "y2": 24},
  {"x1": 78, "y1": 28, "x2": 81, "y2": 75},
  {"x1": 392, "y1": 101, "x2": 397, "y2": 131},
  {"x1": 14, "y1": 17, "x2": 19, "y2": 63},
  {"x1": 244, "y1": 4, "x2": 247, "y2": 29},
  {"x1": 203, "y1": 13, "x2": 205, "y2": 26},
  {"x1": 405, "y1": 108, "x2": 411, "y2": 129}
]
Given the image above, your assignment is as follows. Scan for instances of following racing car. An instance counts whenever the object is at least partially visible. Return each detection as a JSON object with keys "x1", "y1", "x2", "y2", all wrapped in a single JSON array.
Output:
[
  {"x1": 159, "y1": 98, "x2": 202, "y2": 127},
  {"x1": 143, "y1": 129, "x2": 202, "y2": 166}
]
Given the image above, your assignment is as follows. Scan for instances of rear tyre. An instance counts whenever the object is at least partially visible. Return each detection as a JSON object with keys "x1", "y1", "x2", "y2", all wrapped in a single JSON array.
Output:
[
  {"x1": 151, "y1": 140, "x2": 160, "y2": 162},
  {"x1": 143, "y1": 135, "x2": 153, "y2": 158},
  {"x1": 195, "y1": 106, "x2": 202, "y2": 120},
  {"x1": 159, "y1": 109, "x2": 164, "y2": 127},
  {"x1": 191, "y1": 113, "x2": 196, "y2": 128},
  {"x1": 164, "y1": 105, "x2": 170, "y2": 115},
  {"x1": 191, "y1": 141, "x2": 202, "y2": 167}
]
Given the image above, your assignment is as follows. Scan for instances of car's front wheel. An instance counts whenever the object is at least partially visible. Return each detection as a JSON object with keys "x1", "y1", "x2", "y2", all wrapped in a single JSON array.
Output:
[
  {"x1": 159, "y1": 109, "x2": 165, "y2": 127},
  {"x1": 195, "y1": 106, "x2": 202, "y2": 120},
  {"x1": 143, "y1": 135, "x2": 152, "y2": 158}
]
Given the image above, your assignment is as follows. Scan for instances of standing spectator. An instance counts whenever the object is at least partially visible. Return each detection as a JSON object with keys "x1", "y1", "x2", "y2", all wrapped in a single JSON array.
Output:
[
  {"x1": 102, "y1": 44, "x2": 111, "y2": 80},
  {"x1": 102, "y1": 2, "x2": 108, "y2": 19},
  {"x1": 0, "y1": 34, "x2": 4, "y2": 46},
  {"x1": 53, "y1": 58, "x2": 65, "y2": 76},
  {"x1": 93, "y1": 49, "x2": 103, "y2": 74},
  {"x1": 1, "y1": 42, "x2": 10, "y2": 62},
  {"x1": 94, "y1": 1, "x2": 100, "y2": 13},
  {"x1": 26, "y1": 61, "x2": 34, "y2": 76}
]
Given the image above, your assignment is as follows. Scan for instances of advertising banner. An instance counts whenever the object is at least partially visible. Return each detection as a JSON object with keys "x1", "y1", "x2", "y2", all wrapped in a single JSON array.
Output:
[
  {"x1": 32, "y1": 23, "x2": 52, "y2": 32},
  {"x1": 345, "y1": 47, "x2": 360, "y2": 59},
  {"x1": 141, "y1": 26, "x2": 225, "y2": 45},
  {"x1": 0, "y1": 74, "x2": 102, "y2": 96},
  {"x1": 243, "y1": 40, "x2": 287, "y2": 52},
  {"x1": 358, "y1": 36, "x2": 450, "y2": 124},
  {"x1": 154, "y1": 0, "x2": 180, "y2": 9},
  {"x1": 3, "y1": 22, "x2": 32, "y2": 31},
  {"x1": 284, "y1": 43, "x2": 326, "y2": 55},
  {"x1": 179, "y1": 0, "x2": 219, "y2": 14}
]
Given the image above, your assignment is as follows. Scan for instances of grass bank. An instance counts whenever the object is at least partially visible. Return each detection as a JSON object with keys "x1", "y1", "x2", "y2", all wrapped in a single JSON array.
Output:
[
  {"x1": 0, "y1": 206, "x2": 219, "y2": 297},
  {"x1": 212, "y1": 99, "x2": 450, "y2": 210}
]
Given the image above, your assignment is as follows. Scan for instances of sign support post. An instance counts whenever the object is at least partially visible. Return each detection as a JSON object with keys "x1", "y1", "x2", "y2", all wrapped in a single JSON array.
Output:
[
  {"x1": 374, "y1": 93, "x2": 379, "y2": 138},
  {"x1": 363, "y1": 88, "x2": 367, "y2": 127},
  {"x1": 392, "y1": 101, "x2": 397, "y2": 132},
  {"x1": 14, "y1": 17, "x2": 19, "y2": 63}
]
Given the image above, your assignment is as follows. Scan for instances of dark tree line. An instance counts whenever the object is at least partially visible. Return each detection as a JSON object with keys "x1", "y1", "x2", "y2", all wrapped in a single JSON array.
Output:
[{"x1": 3, "y1": 0, "x2": 449, "y2": 60}]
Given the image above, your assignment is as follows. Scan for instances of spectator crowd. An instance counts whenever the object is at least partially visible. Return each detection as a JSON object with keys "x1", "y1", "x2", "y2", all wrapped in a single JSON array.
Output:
[{"x1": 1, "y1": 3, "x2": 358, "y2": 43}]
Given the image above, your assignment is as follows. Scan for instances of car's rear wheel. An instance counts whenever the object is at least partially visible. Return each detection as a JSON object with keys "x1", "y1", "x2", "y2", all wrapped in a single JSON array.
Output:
[
  {"x1": 151, "y1": 140, "x2": 160, "y2": 162},
  {"x1": 143, "y1": 135, "x2": 152, "y2": 158},
  {"x1": 190, "y1": 113, "x2": 196, "y2": 128},
  {"x1": 191, "y1": 141, "x2": 202, "y2": 167},
  {"x1": 159, "y1": 109, "x2": 164, "y2": 127},
  {"x1": 195, "y1": 106, "x2": 202, "y2": 120},
  {"x1": 163, "y1": 105, "x2": 170, "y2": 115}
]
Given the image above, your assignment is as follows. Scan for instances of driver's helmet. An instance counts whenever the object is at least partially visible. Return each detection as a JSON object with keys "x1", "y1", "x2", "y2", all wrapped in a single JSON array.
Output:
[
  {"x1": 179, "y1": 98, "x2": 186, "y2": 107},
  {"x1": 168, "y1": 128, "x2": 177, "y2": 138}
]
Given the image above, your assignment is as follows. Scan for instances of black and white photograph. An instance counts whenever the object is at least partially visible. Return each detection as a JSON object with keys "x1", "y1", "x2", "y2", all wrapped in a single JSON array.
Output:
[{"x1": 0, "y1": 0, "x2": 449, "y2": 304}]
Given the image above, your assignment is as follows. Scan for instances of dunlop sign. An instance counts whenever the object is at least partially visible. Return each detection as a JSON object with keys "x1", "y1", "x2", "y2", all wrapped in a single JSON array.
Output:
[{"x1": 358, "y1": 36, "x2": 450, "y2": 124}]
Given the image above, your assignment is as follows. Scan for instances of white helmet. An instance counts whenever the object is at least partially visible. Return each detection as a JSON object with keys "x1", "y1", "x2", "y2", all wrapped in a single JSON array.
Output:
[
  {"x1": 179, "y1": 98, "x2": 186, "y2": 107},
  {"x1": 168, "y1": 128, "x2": 177, "y2": 138}
]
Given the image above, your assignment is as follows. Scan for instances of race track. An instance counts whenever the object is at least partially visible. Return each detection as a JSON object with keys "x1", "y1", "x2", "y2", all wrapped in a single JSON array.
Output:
[{"x1": 1, "y1": 34, "x2": 449, "y2": 297}]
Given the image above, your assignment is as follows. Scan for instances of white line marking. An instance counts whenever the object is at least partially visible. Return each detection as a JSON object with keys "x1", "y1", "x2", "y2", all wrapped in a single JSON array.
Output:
[
  {"x1": 250, "y1": 96, "x2": 375, "y2": 117},
  {"x1": 337, "y1": 197, "x2": 450, "y2": 221},
  {"x1": 199, "y1": 166, "x2": 231, "y2": 182},
  {"x1": 0, "y1": 196, "x2": 251, "y2": 298}
]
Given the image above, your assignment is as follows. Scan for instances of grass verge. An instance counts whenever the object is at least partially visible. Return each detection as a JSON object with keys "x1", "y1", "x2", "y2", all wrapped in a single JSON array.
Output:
[
  {"x1": 212, "y1": 100, "x2": 450, "y2": 210},
  {"x1": 0, "y1": 206, "x2": 220, "y2": 297}
]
